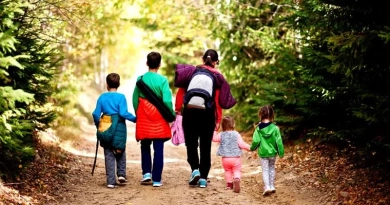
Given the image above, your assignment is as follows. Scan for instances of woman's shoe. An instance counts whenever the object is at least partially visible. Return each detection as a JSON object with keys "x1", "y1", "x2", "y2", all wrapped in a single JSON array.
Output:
[
  {"x1": 189, "y1": 169, "x2": 200, "y2": 185},
  {"x1": 199, "y1": 178, "x2": 207, "y2": 188}
]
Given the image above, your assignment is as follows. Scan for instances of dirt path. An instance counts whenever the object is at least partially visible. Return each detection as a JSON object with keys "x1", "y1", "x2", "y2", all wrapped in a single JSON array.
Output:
[{"x1": 44, "y1": 118, "x2": 327, "y2": 205}]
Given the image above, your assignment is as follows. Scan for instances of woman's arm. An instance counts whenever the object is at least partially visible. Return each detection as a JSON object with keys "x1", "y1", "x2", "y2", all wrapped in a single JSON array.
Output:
[
  {"x1": 175, "y1": 87, "x2": 185, "y2": 114},
  {"x1": 214, "y1": 90, "x2": 222, "y2": 130}
]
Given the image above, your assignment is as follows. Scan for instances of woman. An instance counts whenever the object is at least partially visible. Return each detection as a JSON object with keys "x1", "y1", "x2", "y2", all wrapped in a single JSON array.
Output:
[{"x1": 175, "y1": 49, "x2": 224, "y2": 188}]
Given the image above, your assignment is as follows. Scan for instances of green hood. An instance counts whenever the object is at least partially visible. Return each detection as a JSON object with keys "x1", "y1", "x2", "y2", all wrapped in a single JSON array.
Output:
[
  {"x1": 250, "y1": 123, "x2": 284, "y2": 158},
  {"x1": 258, "y1": 123, "x2": 278, "y2": 138}
]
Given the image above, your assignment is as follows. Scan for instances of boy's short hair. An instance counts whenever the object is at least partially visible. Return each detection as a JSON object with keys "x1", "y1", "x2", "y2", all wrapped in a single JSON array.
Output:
[
  {"x1": 221, "y1": 116, "x2": 235, "y2": 131},
  {"x1": 147, "y1": 52, "x2": 161, "y2": 69},
  {"x1": 106, "y1": 73, "x2": 120, "y2": 89}
]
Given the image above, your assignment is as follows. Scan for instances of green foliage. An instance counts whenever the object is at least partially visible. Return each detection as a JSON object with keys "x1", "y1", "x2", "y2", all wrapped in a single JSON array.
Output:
[
  {"x1": 207, "y1": 0, "x2": 299, "y2": 130},
  {"x1": 202, "y1": 0, "x2": 390, "y2": 164},
  {"x1": 131, "y1": 0, "x2": 212, "y2": 90},
  {"x1": 61, "y1": 0, "x2": 142, "y2": 91},
  {"x1": 2, "y1": 0, "x2": 389, "y2": 181},
  {"x1": 287, "y1": 0, "x2": 390, "y2": 160},
  {"x1": 0, "y1": 0, "x2": 60, "y2": 180},
  {"x1": 47, "y1": 0, "x2": 143, "y2": 140},
  {"x1": 135, "y1": 0, "x2": 390, "y2": 164}
]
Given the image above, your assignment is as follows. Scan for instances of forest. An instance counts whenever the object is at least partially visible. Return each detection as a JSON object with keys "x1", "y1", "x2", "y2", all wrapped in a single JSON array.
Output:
[{"x1": 1, "y1": 0, "x2": 389, "y2": 204}]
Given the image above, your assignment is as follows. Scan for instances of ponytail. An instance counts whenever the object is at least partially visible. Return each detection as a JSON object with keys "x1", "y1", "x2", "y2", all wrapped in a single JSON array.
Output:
[
  {"x1": 205, "y1": 55, "x2": 213, "y2": 66},
  {"x1": 202, "y1": 49, "x2": 219, "y2": 68}
]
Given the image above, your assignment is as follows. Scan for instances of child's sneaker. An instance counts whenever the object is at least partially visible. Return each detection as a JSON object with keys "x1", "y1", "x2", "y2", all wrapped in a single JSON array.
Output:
[
  {"x1": 270, "y1": 187, "x2": 276, "y2": 193},
  {"x1": 263, "y1": 189, "x2": 272, "y2": 196},
  {"x1": 107, "y1": 184, "x2": 118, "y2": 189},
  {"x1": 233, "y1": 178, "x2": 241, "y2": 193},
  {"x1": 141, "y1": 173, "x2": 152, "y2": 184},
  {"x1": 152, "y1": 181, "x2": 162, "y2": 187},
  {"x1": 118, "y1": 176, "x2": 127, "y2": 183},
  {"x1": 189, "y1": 169, "x2": 200, "y2": 185},
  {"x1": 226, "y1": 182, "x2": 233, "y2": 190},
  {"x1": 199, "y1": 178, "x2": 207, "y2": 188}
]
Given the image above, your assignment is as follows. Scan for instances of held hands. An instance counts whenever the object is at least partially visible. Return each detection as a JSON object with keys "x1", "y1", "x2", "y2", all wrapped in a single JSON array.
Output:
[
  {"x1": 248, "y1": 151, "x2": 258, "y2": 160},
  {"x1": 215, "y1": 122, "x2": 220, "y2": 131}
]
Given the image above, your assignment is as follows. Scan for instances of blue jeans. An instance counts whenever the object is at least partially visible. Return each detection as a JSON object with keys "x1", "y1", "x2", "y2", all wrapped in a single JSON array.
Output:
[
  {"x1": 104, "y1": 148, "x2": 126, "y2": 185},
  {"x1": 140, "y1": 139, "x2": 165, "y2": 182}
]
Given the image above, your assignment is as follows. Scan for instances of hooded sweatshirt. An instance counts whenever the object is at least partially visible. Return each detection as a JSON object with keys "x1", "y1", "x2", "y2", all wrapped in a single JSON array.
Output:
[{"x1": 250, "y1": 123, "x2": 284, "y2": 158}]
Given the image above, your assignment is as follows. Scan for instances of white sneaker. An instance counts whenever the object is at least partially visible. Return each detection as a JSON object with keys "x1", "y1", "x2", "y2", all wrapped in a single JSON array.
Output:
[
  {"x1": 107, "y1": 184, "x2": 117, "y2": 188},
  {"x1": 271, "y1": 187, "x2": 276, "y2": 193},
  {"x1": 118, "y1": 176, "x2": 127, "y2": 183},
  {"x1": 263, "y1": 189, "x2": 272, "y2": 196}
]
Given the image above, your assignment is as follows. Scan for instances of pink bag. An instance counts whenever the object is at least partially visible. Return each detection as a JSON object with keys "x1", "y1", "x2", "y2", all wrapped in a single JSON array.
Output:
[{"x1": 171, "y1": 114, "x2": 185, "y2": 146}]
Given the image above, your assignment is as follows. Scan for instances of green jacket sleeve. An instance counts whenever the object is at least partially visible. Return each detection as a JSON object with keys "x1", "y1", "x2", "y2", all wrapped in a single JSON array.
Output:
[
  {"x1": 275, "y1": 127, "x2": 284, "y2": 157},
  {"x1": 132, "y1": 82, "x2": 140, "y2": 112},
  {"x1": 250, "y1": 129, "x2": 261, "y2": 151},
  {"x1": 161, "y1": 77, "x2": 176, "y2": 117}
]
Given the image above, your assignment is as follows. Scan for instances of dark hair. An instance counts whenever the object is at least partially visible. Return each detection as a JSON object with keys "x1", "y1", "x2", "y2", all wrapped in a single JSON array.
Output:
[
  {"x1": 106, "y1": 73, "x2": 120, "y2": 89},
  {"x1": 202, "y1": 49, "x2": 219, "y2": 67},
  {"x1": 258, "y1": 105, "x2": 275, "y2": 122},
  {"x1": 147, "y1": 52, "x2": 161, "y2": 69},
  {"x1": 221, "y1": 116, "x2": 235, "y2": 131}
]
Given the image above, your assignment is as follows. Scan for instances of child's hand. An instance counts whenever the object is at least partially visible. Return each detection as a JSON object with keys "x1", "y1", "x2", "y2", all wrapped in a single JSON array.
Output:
[{"x1": 248, "y1": 151, "x2": 258, "y2": 160}]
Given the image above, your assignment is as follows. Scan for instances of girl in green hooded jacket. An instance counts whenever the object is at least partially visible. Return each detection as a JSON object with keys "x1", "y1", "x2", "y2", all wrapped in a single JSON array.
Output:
[{"x1": 250, "y1": 105, "x2": 284, "y2": 196}]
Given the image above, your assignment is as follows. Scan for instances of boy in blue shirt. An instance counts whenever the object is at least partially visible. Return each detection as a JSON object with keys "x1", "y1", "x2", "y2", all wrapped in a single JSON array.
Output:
[{"x1": 92, "y1": 73, "x2": 136, "y2": 188}]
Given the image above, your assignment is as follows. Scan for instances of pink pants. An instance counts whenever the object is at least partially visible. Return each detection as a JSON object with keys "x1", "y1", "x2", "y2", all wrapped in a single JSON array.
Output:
[{"x1": 222, "y1": 157, "x2": 242, "y2": 183}]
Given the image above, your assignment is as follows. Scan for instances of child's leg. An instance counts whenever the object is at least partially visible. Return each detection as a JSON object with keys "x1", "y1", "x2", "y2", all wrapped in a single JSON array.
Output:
[
  {"x1": 268, "y1": 157, "x2": 277, "y2": 190},
  {"x1": 260, "y1": 158, "x2": 271, "y2": 190},
  {"x1": 141, "y1": 140, "x2": 152, "y2": 175},
  {"x1": 232, "y1": 158, "x2": 242, "y2": 193},
  {"x1": 222, "y1": 158, "x2": 234, "y2": 184},
  {"x1": 232, "y1": 158, "x2": 242, "y2": 180},
  {"x1": 104, "y1": 147, "x2": 116, "y2": 185},
  {"x1": 116, "y1": 149, "x2": 126, "y2": 178},
  {"x1": 151, "y1": 139, "x2": 165, "y2": 182}
]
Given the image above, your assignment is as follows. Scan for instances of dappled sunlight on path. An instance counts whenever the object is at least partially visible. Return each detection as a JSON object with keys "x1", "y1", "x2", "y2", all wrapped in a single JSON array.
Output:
[
  {"x1": 46, "y1": 57, "x2": 326, "y2": 205},
  {"x1": 51, "y1": 118, "x2": 325, "y2": 205}
]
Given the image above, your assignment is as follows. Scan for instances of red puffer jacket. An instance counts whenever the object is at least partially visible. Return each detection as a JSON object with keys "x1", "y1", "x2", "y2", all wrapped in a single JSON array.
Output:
[{"x1": 135, "y1": 97, "x2": 171, "y2": 141}]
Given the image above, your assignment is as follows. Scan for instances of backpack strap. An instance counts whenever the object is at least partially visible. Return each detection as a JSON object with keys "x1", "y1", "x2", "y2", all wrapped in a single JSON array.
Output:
[{"x1": 136, "y1": 75, "x2": 176, "y2": 122}]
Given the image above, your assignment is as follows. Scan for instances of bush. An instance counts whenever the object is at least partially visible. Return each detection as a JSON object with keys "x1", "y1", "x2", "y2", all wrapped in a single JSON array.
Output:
[{"x1": 0, "y1": 0, "x2": 59, "y2": 180}]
